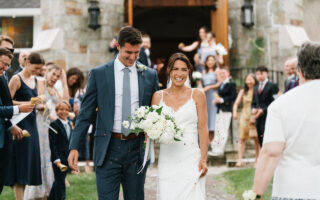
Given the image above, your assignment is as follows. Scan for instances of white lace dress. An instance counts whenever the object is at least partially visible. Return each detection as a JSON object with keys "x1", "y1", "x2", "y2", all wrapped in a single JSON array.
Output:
[{"x1": 157, "y1": 90, "x2": 206, "y2": 200}]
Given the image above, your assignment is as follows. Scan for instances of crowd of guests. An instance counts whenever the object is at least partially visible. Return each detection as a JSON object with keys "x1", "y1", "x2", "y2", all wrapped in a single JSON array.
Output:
[
  {"x1": 1, "y1": 24, "x2": 317, "y2": 200},
  {"x1": 0, "y1": 35, "x2": 91, "y2": 200}
]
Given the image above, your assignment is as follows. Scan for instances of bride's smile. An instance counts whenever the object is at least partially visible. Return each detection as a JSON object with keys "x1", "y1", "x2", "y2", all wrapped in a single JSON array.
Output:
[{"x1": 170, "y1": 60, "x2": 190, "y2": 87}]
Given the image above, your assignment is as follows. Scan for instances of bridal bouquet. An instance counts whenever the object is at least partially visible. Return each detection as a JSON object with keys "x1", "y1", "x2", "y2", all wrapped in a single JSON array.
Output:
[
  {"x1": 122, "y1": 105, "x2": 182, "y2": 144},
  {"x1": 123, "y1": 105, "x2": 183, "y2": 173},
  {"x1": 213, "y1": 43, "x2": 228, "y2": 56}
]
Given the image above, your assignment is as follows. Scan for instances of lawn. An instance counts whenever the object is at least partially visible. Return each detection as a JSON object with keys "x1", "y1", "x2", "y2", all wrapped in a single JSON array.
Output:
[
  {"x1": 0, "y1": 172, "x2": 98, "y2": 200},
  {"x1": 223, "y1": 168, "x2": 273, "y2": 200}
]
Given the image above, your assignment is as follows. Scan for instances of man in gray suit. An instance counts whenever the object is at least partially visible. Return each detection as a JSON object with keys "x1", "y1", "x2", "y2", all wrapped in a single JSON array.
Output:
[{"x1": 68, "y1": 27, "x2": 159, "y2": 200}]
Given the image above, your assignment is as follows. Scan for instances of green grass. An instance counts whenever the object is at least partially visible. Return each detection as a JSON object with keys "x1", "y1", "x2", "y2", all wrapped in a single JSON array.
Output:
[
  {"x1": 222, "y1": 168, "x2": 272, "y2": 200},
  {"x1": 0, "y1": 173, "x2": 98, "y2": 200}
]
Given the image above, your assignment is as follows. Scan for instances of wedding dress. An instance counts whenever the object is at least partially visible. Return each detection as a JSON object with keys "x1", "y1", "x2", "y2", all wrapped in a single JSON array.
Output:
[{"x1": 157, "y1": 89, "x2": 206, "y2": 200}]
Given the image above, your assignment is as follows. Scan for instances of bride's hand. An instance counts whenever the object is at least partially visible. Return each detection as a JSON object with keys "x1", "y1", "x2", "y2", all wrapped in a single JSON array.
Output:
[{"x1": 198, "y1": 160, "x2": 208, "y2": 177}]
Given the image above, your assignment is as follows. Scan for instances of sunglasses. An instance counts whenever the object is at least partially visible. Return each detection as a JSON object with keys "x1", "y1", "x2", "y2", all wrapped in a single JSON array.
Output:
[{"x1": 7, "y1": 48, "x2": 14, "y2": 53}]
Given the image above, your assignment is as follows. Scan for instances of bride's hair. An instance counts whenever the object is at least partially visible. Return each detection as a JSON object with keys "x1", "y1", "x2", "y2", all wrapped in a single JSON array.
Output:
[{"x1": 167, "y1": 53, "x2": 193, "y2": 85}]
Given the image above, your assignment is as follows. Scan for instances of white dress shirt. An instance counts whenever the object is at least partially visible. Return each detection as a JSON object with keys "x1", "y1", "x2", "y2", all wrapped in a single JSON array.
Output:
[
  {"x1": 258, "y1": 78, "x2": 268, "y2": 92},
  {"x1": 263, "y1": 80, "x2": 320, "y2": 199},
  {"x1": 112, "y1": 56, "x2": 139, "y2": 133}
]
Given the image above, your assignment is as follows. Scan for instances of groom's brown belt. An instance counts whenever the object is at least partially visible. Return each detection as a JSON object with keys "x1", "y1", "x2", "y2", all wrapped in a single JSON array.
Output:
[{"x1": 112, "y1": 133, "x2": 141, "y2": 140}]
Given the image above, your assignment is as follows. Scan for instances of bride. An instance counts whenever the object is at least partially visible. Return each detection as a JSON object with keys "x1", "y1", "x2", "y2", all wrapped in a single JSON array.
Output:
[{"x1": 151, "y1": 53, "x2": 209, "y2": 200}]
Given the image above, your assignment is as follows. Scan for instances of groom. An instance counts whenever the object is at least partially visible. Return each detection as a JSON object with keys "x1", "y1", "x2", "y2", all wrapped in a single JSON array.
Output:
[{"x1": 68, "y1": 27, "x2": 159, "y2": 200}]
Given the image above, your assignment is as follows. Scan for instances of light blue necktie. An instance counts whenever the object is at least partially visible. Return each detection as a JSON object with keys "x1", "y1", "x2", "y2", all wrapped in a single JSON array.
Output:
[
  {"x1": 64, "y1": 123, "x2": 70, "y2": 139},
  {"x1": 220, "y1": 82, "x2": 225, "y2": 90},
  {"x1": 121, "y1": 67, "x2": 131, "y2": 136}
]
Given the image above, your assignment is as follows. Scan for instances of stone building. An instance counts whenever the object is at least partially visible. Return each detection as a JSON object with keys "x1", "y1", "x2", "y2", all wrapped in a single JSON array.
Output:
[{"x1": 1, "y1": 0, "x2": 319, "y2": 85}]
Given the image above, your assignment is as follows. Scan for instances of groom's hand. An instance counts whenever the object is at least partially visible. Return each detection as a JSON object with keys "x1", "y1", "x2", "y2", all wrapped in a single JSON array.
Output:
[{"x1": 68, "y1": 149, "x2": 79, "y2": 172}]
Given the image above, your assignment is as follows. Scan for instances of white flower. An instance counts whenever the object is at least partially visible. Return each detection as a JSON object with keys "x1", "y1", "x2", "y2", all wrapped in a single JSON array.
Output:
[
  {"x1": 130, "y1": 121, "x2": 137, "y2": 130},
  {"x1": 159, "y1": 129, "x2": 175, "y2": 144},
  {"x1": 146, "y1": 111, "x2": 160, "y2": 123},
  {"x1": 166, "y1": 120, "x2": 175, "y2": 130},
  {"x1": 192, "y1": 71, "x2": 203, "y2": 80},
  {"x1": 137, "y1": 64, "x2": 147, "y2": 71},
  {"x1": 140, "y1": 119, "x2": 153, "y2": 130},
  {"x1": 135, "y1": 107, "x2": 147, "y2": 119},
  {"x1": 213, "y1": 43, "x2": 228, "y2": 56},
  {"x1": 154, "y1": 121, "x2": 165, "y2": 132},
  {"x1": 242, "y1": 190, "x2": 257, "y2": 200},
  {"x1": 122, "y1": 121, "x2": 130, "y2": 129},
  {"x1": 147, "y1": 129, "x2": 162, "y2": 140},
  {"x1": 162, "y1": 106, "x2": 174, "y2": 117}
]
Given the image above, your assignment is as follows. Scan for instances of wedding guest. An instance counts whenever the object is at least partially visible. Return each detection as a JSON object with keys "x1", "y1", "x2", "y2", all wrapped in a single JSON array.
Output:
[
  {"x1": 233, "y1": 74, "x2": 260, "y2": 167},
  {"x1": 178, "y1": 26, "x2": 209, "y2": 70},
  {"x1": 108, "y1": 37, "x2": 119, "y2": 57},
  {"x1": 283, "y1": 58, "x2": 299, "y2": 93},
  {"x1": 252, "y1": 66, "x2": 279, "y2": 146},
  {"x1": 138, "y1": 34, "x2": 152, "y2": 68},
  {"x1": 200, "y1": 32, "x2": 224, "y2": 66},
  {"x1": 0, "y1": 35, "x2": 14, "y2": 82},
  {"x1": 210, "y1": 68, "x2": 237, "y2": 156},
  {"x1": 0, "y1": 47, "x2": 34, "y2": 195},
  {"x1": 66, "y1": 67, "x2": 85, "y2": 111},
  {"x1": 251, "y1": 42, "x2": 320, "y2": 200},
  {"x1": 24, "y1": 63, "x2": 68, "y2": 200},
  {"x1": 202, "y1": 55, "x2": 220, "y2": 143},
  {"x1": 5, "y1": 52, "x2": 43, "y2": 200},
  {"x1": 14, "y1": 51, "x2": 31, "y2": 75},
  {"x1": 48, "y1": 101, "x2": 72, "y2": 200}
]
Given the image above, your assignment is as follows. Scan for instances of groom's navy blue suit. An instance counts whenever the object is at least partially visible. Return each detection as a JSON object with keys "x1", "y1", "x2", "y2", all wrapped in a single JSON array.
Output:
[{"x1": 69, "y1": 60, "x2": 159, "y2": 200}]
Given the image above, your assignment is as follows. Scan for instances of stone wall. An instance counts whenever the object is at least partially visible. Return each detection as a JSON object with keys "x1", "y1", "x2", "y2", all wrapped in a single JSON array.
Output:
[
  {"x1": 39, "y1": 0, "x2": 124, "y2": 72},
  {"x1": 229, "y1": 0, "x2": 307, "y2": 82}
]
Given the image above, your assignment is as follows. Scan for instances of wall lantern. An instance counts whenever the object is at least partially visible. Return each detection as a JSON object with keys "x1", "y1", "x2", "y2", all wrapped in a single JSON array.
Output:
[
  {"x1": 241, "y1": 0, "x2": 254, "y2": 28},
  {"x1": 88, "y1": 0, "x2": 101, "y2": 30}
]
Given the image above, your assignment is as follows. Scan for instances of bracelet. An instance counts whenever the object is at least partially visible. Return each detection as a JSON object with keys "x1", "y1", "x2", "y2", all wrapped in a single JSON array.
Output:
[{"x1": 200, "y1": 159, "x2": 207, "y2": 163}]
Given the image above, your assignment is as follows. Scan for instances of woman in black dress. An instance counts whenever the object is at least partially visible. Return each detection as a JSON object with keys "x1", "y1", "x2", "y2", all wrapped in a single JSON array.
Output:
[{"x1": 6, "y1": 52, "x2": 43, "y2": 200}]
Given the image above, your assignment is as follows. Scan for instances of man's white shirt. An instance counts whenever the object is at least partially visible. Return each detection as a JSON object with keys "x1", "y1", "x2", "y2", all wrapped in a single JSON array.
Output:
[{"x1": 112, "y1": 56, "x2": 139, "y2": 133}]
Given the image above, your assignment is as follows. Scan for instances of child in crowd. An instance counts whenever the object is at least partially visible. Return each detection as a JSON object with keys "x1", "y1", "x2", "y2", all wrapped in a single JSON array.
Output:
[{"x1": 48, "y1": 100, "x2": 72, "y2": 200}]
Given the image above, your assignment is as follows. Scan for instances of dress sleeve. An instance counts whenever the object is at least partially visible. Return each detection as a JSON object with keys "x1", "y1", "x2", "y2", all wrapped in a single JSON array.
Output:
[{"x1": 263, "y1": 99, "x2": 285, "y2": 144}]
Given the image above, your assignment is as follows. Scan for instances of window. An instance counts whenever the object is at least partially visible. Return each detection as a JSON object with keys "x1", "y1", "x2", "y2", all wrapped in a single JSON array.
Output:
[{"x1": 0, "y1": 17, "x2": 33, "y2": 48}]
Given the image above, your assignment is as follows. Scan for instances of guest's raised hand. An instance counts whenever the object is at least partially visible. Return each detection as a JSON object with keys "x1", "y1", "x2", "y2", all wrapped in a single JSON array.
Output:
[
  {"x1": 198, "y1": 160, "x2": 208, "y2": 177},
  {"x1": 18, "y1": 103, "x2": 35, "y2": 113},
  {"x1": 10, "y1": 125, "x2": 23, "y2": 140},
  {"x1": 68, "y1": 149, "x2": 79, "y2": 172}
]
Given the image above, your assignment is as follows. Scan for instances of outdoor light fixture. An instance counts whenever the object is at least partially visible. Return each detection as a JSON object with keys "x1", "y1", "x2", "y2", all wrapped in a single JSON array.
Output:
[
  {"x1": 241, "y1": 0, "x2": 254, "y2": 28},
  {"x1": 88, "y1": 0, "x2": 101, "y2": 30}
]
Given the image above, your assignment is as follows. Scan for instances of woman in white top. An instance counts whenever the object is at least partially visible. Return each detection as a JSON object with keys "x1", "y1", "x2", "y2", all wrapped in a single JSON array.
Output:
[{"x1": 251, "y1": 42, "x2": 320, "y2": 199}]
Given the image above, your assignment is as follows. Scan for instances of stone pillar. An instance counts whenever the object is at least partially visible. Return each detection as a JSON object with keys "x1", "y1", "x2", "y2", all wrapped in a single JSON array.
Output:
[{"x1": 39, "y1": 0, "x2": 125, "y2": 72}]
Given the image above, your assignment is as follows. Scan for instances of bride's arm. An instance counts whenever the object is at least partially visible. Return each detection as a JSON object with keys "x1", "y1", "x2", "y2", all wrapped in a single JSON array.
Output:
[{"x1": 194, "y1": 89, "x2": 209, "y2": 176}]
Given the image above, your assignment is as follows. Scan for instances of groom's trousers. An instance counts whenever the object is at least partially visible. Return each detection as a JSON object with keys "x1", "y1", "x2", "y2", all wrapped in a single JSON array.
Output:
[{"x1": 95, "y1": 136, "x2": 147, "y2": 200}]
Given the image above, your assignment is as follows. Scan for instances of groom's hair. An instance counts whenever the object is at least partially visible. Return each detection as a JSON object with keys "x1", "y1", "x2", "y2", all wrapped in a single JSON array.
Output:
[{"x1": 118, "y1": 27, "x2": 142, "y2": 47}]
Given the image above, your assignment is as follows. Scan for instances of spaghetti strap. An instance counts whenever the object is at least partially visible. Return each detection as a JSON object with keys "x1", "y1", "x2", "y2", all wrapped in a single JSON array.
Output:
[
  {"x1": 190, "y1": 88, "x2": 194, "y2": 99},
  {"x1": 160, "y1": 90, "x2": 164, "y2": 103}
]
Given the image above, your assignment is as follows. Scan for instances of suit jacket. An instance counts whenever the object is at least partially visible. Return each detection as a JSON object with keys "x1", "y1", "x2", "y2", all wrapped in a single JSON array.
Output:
[
  {"x1": 69, "y1": 60, "x2": 159, "y2": 167},
  {"x1": 138, "y1": 48, "x2": 149, "y2": 67},
  {"x1": 252, "y1": 81, "x2": 279, "y2": 116},
  {"x1": 49, "y1": 119, "x2": 72, "y2": 164},
  {"x1": 217, "y1": 81, "x2": 237, "y2": 112},
  {"x1": 0, "y1": 77, "x2": 14, "y2": 149}
]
